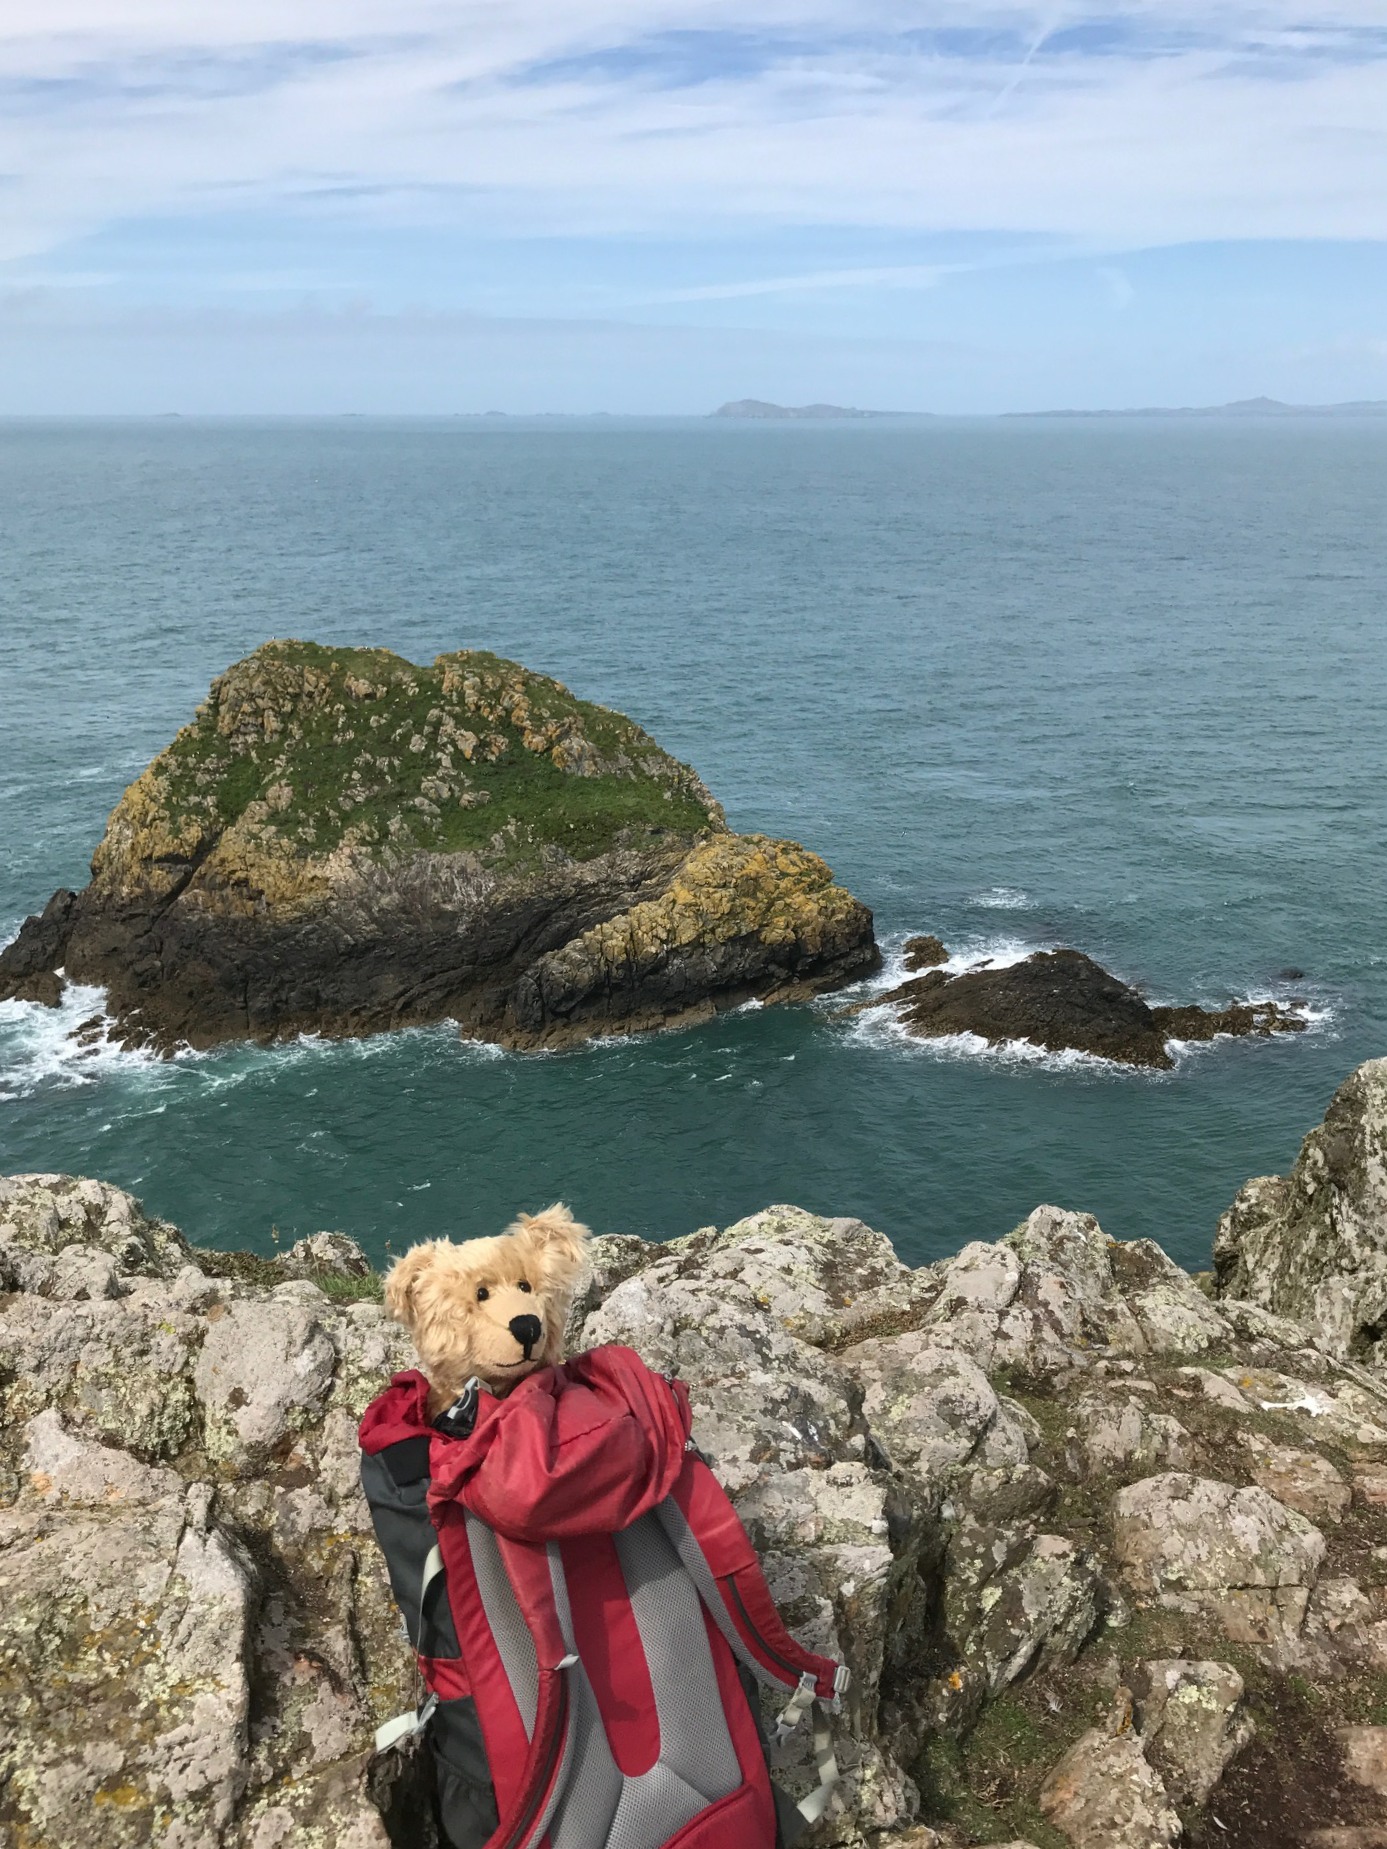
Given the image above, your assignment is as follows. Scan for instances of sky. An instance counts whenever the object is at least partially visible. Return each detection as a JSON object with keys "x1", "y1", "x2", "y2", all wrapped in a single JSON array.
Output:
[{"x1": 1, "y1": 1, "x2": 1386, "y2": 412}]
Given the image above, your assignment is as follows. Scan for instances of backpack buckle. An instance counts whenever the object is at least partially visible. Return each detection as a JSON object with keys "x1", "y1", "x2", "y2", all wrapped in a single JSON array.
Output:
[
  {"x1": 435, "y1": 1378, "x2": 482, "y2": 1438},
  {"x1": 774, "y1": 1671, "x2": 818, "y2": 1744}
]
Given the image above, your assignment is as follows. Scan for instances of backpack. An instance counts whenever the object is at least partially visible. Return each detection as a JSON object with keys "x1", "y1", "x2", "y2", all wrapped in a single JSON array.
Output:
[{"x1": 359, "y1": 1344, "x2": 849, "y2": 1849}]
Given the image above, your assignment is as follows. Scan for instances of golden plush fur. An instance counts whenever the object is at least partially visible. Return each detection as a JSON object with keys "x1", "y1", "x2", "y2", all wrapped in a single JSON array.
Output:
[{"x1": 384, "y1": 1204, "x2": 591, "y2": 1412}]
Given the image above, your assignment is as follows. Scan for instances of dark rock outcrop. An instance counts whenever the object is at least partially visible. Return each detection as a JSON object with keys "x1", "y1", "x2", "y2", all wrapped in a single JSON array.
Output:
[
  {"x1": 854, "y1": 946, "x2": 1304, "y2": 1068},
  {"x1": 902, "y1": 935, "x2": 949, "y2": 971},
  {"x1": 0, "y1": 642, "x2": 876, "y2": 1053}
]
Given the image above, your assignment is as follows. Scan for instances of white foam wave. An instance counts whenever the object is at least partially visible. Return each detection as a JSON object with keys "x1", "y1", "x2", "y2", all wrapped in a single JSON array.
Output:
[
  {"x1": 0, "y1": 982, "x2": 164, "y2": 1100},
  {"x1": 1162, "y1": 992, "x2": 1337, "y2": 1062},
  {"x1": 844, "y1": 1002, "x2": 1136, "y2": 1073},
  {"x1": 0, "y1": 984, "x2": 518, "y2": 1101},
  {"x1": 833, "y1": 929, "x2": 1048, "y2": 1008},
  {"x1": 971, "y1": 887, "x2": 1034, "y2": 911}
]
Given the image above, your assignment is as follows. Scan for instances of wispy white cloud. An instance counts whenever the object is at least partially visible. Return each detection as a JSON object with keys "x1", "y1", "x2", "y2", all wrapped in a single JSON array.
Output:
[
  {"x1": 638, "y1": 264, "x2": 958, "y2": 302},
  {"x1": 0, "y1": 2, "x2": 1384, "y2": 274}
]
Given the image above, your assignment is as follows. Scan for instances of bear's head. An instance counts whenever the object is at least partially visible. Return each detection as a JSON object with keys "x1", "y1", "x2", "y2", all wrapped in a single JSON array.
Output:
[{"x1": 384, "y1": 1203, "x2": 590, "y2": 1409}]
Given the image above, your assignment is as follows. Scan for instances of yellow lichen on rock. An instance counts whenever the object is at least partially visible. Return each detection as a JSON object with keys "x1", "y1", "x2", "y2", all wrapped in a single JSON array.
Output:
[
  {"x1": 503, "y1": 831, "x2": 878, "y2": 1045},
  {"x1": 90, "y1": 758, "x2": 212, "y2": 900},
  {"x1": 584, "y1": 833, "x2": 862, "y2": 963},
  {"x1": 194, "y1": 826, "x2": 334, "y2": 915}
]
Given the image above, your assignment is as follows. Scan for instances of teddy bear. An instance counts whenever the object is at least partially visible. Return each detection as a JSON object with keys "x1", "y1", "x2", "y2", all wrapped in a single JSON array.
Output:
[
  {"x1": 382, "y1": 1201, "x2": 589, "y2": 1413},
  {"x1": 364, "y1": 1201, "x2": 846, "y2": 1849}
]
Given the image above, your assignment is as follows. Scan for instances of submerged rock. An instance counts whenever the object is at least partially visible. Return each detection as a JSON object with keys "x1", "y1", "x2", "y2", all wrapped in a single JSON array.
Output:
[
  {"x1": 1214, "y1": 1056, "x2": 1387, "y2": 1361},
  {"x1": 853, "y1": 945, "x2": 1304, "y2": 1068},
  {"x1": 0, "y1": 641, "x2": 876, "y2": 1053}
]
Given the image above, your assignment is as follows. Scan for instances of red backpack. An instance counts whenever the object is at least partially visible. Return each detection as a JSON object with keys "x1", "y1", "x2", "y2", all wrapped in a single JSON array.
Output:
[{"x1": 360, "y1": 1343, "x2": 848, "y2": 1849}]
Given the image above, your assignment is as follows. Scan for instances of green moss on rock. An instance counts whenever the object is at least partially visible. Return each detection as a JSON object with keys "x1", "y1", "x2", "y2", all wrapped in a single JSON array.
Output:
[{"x1": 134, "y1": 639, "x2": 721, "y2": 877}]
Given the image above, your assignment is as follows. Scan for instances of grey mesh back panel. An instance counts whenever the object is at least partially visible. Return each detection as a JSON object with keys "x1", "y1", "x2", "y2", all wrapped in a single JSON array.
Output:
[
  {"x1": 542, "y1": 1511, "x2": 743, "y2": 1849},
  {"x1": 654, "y1": 1497, "x2": 786, "y2": 1691},
  {"x1": 605, "y1": 1764, "x2": 710, "y2": 1849},
  {"x1": 465, "y1": 1512, "x2": 539, "y2": 1734},
  {"x1": 615, "y1": 1516, "x2": 740, "y2": 1797}
]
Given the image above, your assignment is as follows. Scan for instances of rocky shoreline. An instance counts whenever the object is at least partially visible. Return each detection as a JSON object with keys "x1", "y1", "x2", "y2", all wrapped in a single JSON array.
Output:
[
  {"x1": 3, "y1": 1057, "x2": 1386, "y2": 1848},
  {"x1": 0, "y1": 642, "x2": 877, "y2": 1054}
]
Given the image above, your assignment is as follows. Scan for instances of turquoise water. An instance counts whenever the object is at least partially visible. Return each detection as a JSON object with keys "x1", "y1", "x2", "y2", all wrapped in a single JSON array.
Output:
[{"x1": 1, "y1": 417, "x2": 1383, "y2": 1271}]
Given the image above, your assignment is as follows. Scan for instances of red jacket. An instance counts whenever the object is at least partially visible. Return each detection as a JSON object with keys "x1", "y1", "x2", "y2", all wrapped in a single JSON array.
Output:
[{"x1": 360, "y1": 1345, "x2": 845, "y2": 1849}]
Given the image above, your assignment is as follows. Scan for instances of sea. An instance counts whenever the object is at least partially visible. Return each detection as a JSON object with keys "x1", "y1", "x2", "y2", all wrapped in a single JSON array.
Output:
[{"x1": 1, "y1": 416, "x2": 1383, "y2": 1274}]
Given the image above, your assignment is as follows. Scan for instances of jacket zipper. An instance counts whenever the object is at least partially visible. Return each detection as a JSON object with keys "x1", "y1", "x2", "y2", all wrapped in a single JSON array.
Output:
[{"x1": 727, "y1": 1575, "x2": 803, "y2": 1680}]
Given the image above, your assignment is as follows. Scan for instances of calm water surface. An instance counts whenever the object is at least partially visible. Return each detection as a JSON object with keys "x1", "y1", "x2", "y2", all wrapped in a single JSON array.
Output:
[{"x1": 1, "y1": 417, "x2": 1383, "y2": 1270}]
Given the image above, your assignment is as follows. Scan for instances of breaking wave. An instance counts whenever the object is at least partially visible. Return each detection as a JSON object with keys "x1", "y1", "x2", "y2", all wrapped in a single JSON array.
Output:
[
  {"x1": 0, "y1": 980, "x2": 162, "y2": 1103},
  {"x1": 835, "y1": 932, "x2": 1337, "y2": 1075}
]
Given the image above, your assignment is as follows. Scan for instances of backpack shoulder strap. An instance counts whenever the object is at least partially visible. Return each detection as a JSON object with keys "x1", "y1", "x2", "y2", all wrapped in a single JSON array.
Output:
[
  {"x1": 655, "y1": 1460, "x2": 850, "y2": 1832},
  {"x1": 657, "y1": 1458, "x2": 848, "y2": 1702}
]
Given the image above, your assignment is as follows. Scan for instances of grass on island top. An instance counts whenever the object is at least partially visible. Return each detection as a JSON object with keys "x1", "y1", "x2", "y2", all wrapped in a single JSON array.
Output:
[{"x1": 151, "y1": 640, "x2": 718, "y2": 869}]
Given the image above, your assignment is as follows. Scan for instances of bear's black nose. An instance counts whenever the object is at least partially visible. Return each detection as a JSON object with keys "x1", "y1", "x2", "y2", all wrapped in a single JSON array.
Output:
[{"x1": 509, "y1": 1313, "x2": 542, "y2": 1358}]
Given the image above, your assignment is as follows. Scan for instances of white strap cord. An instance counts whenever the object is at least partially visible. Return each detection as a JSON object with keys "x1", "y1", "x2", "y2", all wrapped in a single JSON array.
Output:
[
  {"x1": 374, "y1": 1690, "x2": 438, "y2": 1754},
  {"x1": 374, "y1": 1544, "x2": 447, "y2": 1754},
  {"x1": 794, "y1": 1711, "x2": 841, "y2": 1826},
  {"x1": 775, "y1": 1667, "x2": 848, "y2": 1824},
  {"x1": 774, "y1": 1672, "x2": 818, "y2": 1745}
]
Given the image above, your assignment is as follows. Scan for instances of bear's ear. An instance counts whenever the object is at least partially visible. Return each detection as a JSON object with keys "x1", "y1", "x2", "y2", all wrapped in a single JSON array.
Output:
[
  {"x1": 384, "y1": 1241, "x2": 438, "y2": 1331},
  {"x1": 512, "y1": 1203, "x2": 590, "y2": 1289}
]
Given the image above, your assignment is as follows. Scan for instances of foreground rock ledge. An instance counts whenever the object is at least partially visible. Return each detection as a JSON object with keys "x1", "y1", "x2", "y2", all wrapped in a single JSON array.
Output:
[
  {"x1": 852, "y1": 945, "x2": 1305, "y2": 1069},
  {"x1": 6, "y1": 1078, "x2": 1387, "y2": 1849},
  {"x1": 0, "y1": 641, "x2": 876, "y2": 1053},
  {"x1": 1215, "y1": 1055, "x2": 1387, "y2": 1363}
]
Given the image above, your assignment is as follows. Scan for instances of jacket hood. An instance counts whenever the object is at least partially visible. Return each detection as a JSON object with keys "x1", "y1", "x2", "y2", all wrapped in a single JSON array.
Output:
[
  {"x1": 359, "y1": 1345, "x2": 693, "y2": 1543},
  {"x1": 431, "y1": 1343, "x2": 693, "y2": 1541}
]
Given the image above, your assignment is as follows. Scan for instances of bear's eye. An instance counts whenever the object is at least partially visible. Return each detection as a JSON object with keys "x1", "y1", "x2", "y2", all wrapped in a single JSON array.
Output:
[
  {"x1": 517, "y1": 1280, "x2": 532, "y2": 1293},
  {"x1": 476, "y1": 1286, "x2": 490, "y2": 1303}
]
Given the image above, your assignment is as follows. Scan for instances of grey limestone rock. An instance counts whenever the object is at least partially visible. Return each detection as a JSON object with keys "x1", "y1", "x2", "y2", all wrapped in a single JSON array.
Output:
[
  {"x1": 1039, "y1": 1694, "x2": 1182, "y2": 1848},
  {"x1": 1235, "y1": 1430, "x2": 1352, "y2": 1523},
  {"x1": 1113, "y1": 1472, "x2": 1326, "y2": 1659},
  {"x1": 0, "y1": 1487, "x2": 255, "y2": 1844},
  {"x1": 195, "y1": 1298, "x2": 337, "y2": 1471},
  {"x1": 914, "y1": 1205, "x2": 1230, "y2": 1380},
  {"x1": 279, "y1": 1230, "x2": 374, "y2": 1279},
  {"x1": 0, "y1": 1170, "x2": 191, "y2": 1276},
  {"x1": 1131, "y1": 1658, "x2": 1253, "y2": 1809},
  {"x1": 1215, "y1": 1057, "x2": 1387, "y2": 1360},
  {"x1": 1339, "y1": 1726, "x2": 1387, "y2": 1797},
  {"x1": 1071, "y1": 1390, "x2": 1192, "y2": 1477},
  {"x1": 4, "y1": 1141, "x2": 1387, "y2": 1849}
]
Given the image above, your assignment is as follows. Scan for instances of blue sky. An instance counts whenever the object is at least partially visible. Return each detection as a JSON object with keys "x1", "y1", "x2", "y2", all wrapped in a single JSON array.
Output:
[{"x1": 2, "y1": 1, "x2": 1385, "y2": 412}]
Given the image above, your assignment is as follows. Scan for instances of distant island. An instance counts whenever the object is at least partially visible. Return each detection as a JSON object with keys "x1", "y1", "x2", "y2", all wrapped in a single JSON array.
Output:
[
  {"x1": 711, "y1": 399, "x2": 895, "y2": 420},
  {"x1": 1006, "y1": 396, "x2": 1387, "y2": 419}
]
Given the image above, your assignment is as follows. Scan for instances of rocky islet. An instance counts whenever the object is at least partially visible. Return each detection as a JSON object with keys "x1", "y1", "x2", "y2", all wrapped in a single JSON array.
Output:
[
  {"x1": 0, "y1": 641, "x2": 877, "y2": 1054},
  {"x1": 4, "y1": 1058, "x2": 1387, "y2": 1847},
  {"x1": 852, "y1": 945, "x2": 1306, "y2": 1069}
]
